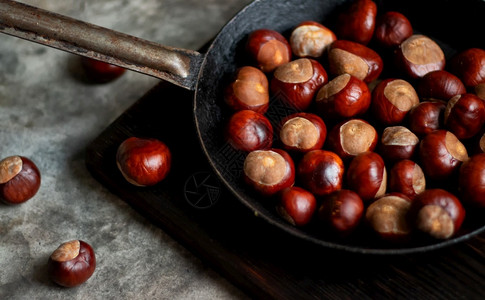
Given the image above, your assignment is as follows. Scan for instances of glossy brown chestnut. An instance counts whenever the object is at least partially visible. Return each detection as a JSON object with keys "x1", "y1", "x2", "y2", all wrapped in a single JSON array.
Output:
[
  {"x1": 417, "y1": 70, "x2": 466, "y2": 101},
  {"x1": 289, "y1": 21, "x2": 336, "y2": 58},
  {"x1": 225, "y1": 110, "x2": 273, "y2": 152},
  {"x1": 245, "y1": 29, "x2": 292, "y2": 73},
  {"x1": 346, "y1": 151, "x2": 387, "y2": 202},
  {"x1": 318, "y1": 189, "x2": 364, "y2": 236},
  {"x1": 243, "y1": 148, "x2": 295, "y2": 196},
  {"x1": 365, "y1": 193, "x2": 413, "y2": 242},
  {"x1": 411, "y1": 189, "x2": 465, "y2": 239},
  {"x1": 47, "y1": 240, "x2": 96, "y2": 287},
  {"x1": 444, "y1": 93, "x2": 485, "y2": 140},
  {"x1": 448, "y1": 48, "x2": 485, "y2": 88},
  {"x1": 418, "y1": 130, "x2": 468, "y2": 181},
  {"x1": 326, "y1": 119, "x2": 378, "y2": 161},
  {"x1": 270, "y1": 58, "x2": 328, "y2": 111},
  {"x1": 224, "y1": 66, "x2": 269, "y2": 113},
  {"x1": 394, "y1": 34, "x2": 445, "y2": 79},
  {"x1": 370, "y1": 78, "x2": 419, "y2": 125},
  {"x1": 475, "y1": 83, "x2": 485, "y2": 100},
  {"x1": 279, "y1": 112, "x2": 326, "y2": 152},
  {"x1": 335, "y1": 0, "x2": 377, "y2": 45},
  {"x1": 378, "y1": 126, "x2": 419, "y2": 163},
  {"x1": 315, "y1": 73, "x2": 371, "y2": 120},
  {"x1": 327, "y1": 40, "x2": 383, "y2": 83},
  {"x1": 459, "y1": 153, "x2": 485, "y2": 208},
  {"x1": 388, "y1": 159, "x2": 426, "y2": 200},
  {"x1": 297, "y1": 150, "x2": 344, "y2": 196},
  {"x1": 277, "y1": 186, "x2": 317, "y2": 226},
  {"x1": 373, "y1": 11, "x2": 413, "y2": 48},
  {"x1": 116, "y1": 137, "x2": 171, "y2": 186},
  {"x1": 407, "y1": 100, "x2": 446, "y2": 137},
  {"x1": 0, "y1": 156, "x2": 41, "y2": 205},
  {"x1": 81, "y1": 57, "x2": 126, "y2": 83}
]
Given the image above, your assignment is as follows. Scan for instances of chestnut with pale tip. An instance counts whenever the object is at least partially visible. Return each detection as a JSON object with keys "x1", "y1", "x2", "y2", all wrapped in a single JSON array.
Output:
[
  {"x1": 326, "y1": 119, "x2": 378, "y2": 161},
  {"x1": 378, "y1": 126, "x2": 419, "y2": 163},
  {"x1": 290, "y1": 20, "x2": 336, "y2": 58},
  {"x1": 411, "y1": 189, "x2": 465, "y2": 239},
  {"x1": 418, "y1": 130, "x2": 468, "y2": 181},
  {"x1": 444, "y1": 93, "x2": 485, "y2": 140},
  {"x1": 388, "y1": 159, "x2": 426, "y2": 200},
  {"x1": 371, "y1": 78, "x2": 419, "y2": 125},
  {"x1": 335, "y1": 0, "x2": 377, "y2": 45},
  {"x1": 243, "y1": 149, "x2": 295, "y2": 196},
  {"x1": 407, "y1": 100, "x2": 446, "y2": 137},
  {"x1": 225, "y1": 110, "x2": 273, "y2": 152},
  {"x1": 278, "y1": 112, "x2": 326, "y2": 153},
  {"x1": 116, "y1": 137, "x2": 171, "y2": 186},
  {"x1": 365, "y1": 193, "x2": 413, "y2": 242},
  {"x1": 224, "y1": 66, "x2": 269, "y2": 113},
  {"x1": 318, "y1": 189, "x2": 364, "y2": 237},
  {"x1": 245, "y1": 29, "x2": 292, "y2": 73},
  {"x1": 327, "y1": 40, "x2": 383, "y2": 83},
  {"x1": 297, "y1": 150, "x2": 344, "y2": 196},
  {"x1": 315, "y1": 73, "x2": 371, "y2": 120},
  {"x1": 459, "y1": 153, "x2": 485, "y2": 208},
  {"x1": 0, "y1": 155, "x2": 41, "y2": 205},
  {"x1": 47, "y1": 240, "x2": 96, "y2": 287},
  {"x1": 277, "y1": 186, "x2": 316, "y2": 227},
  {"x1": 373, "y1": 11, "x2": 413, "y2": 48},
  {"x1": 270, "y1": 58, "x2": 328, "y2": 111},
  {"x1": 346, "y1": 151, "x2": 387, "y2": 202},
  {"x1": 394, "y1": 34, "x2": 445, "y2": 79}
]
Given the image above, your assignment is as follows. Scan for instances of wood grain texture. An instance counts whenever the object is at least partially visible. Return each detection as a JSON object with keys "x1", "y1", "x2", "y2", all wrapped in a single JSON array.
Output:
[{"x1": 85, "y1": 82, "x2": 485, "y2": 299}]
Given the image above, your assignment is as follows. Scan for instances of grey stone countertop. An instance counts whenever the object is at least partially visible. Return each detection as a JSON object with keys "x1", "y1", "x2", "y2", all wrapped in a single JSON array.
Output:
[{"x1": 0, "y1": 0, "x2": 252, "y2": 299}]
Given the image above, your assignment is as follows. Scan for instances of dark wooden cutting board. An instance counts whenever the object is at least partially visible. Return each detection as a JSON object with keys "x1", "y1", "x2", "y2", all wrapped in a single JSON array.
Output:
[{"x1": 85, "y1": 81, "x2": 485, "y2": 300}]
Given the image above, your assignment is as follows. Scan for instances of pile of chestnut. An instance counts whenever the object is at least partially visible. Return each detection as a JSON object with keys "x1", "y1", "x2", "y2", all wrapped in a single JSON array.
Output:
[{"x1": 223, "y1": 0, "x2": 485, "y2": 244}]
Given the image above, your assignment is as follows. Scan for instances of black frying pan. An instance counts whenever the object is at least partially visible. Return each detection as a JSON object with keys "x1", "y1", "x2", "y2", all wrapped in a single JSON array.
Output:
[{"x1": 1, "y1": 0, "x2": 484, "y2": 254}]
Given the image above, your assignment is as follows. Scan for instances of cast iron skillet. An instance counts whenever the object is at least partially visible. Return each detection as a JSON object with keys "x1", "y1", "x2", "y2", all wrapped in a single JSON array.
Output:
[{"x1": 1, "y1": 0, "x2": 484, "y2": 254}]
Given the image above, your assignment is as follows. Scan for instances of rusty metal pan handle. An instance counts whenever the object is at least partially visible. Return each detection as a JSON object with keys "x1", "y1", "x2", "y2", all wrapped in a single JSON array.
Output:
[{"x1": 0, "y1": 0, "x2": 203, "y2": 90}]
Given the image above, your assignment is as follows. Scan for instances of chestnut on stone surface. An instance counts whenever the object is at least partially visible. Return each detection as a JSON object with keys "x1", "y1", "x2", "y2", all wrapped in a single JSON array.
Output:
[
  {"x1": 0, "y1": 155, "x2": 41, "y2": 205},
  {"x1": 81, "y1": 57, "x2": 126, "y2": 83}
]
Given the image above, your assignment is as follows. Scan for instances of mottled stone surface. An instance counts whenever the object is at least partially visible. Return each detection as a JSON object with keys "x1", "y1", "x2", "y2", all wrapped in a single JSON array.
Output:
[{"x1": 0, "y1": 0, "x2": 251, "y2": 299}]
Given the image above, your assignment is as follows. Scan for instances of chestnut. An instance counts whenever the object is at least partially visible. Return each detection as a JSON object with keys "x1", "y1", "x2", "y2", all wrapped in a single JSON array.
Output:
[
  {"x1": 224, "y1": 66, "x2": 269, "y2": 113},
  {"x1": 373, "y1": 11, "x2": 413, "y2": 49},
  {"x1": 346, "y1": 151, "x2": 387, "y2": 202},
  {"x1": 335, "y1": 0, "x2": 377, "y2": 45},
  {"x1": 116, "y1": 137, "x2": 171, "y2": 186},
  {"x1": 475, "y1": 83, "x2": 485, "y2": 100},
  {"x1": 411, "y1": 189, "x2": 465, "y2": 239},
  {"x1": 270, "y1": 58, "x2": 328, "y2": 111},
  {"x1": 388, "y1": 159, "x2": 426, "y2": 200},
  {"x1": 407, "y1": 100, "x2": 446, "y2": 137},
  {"x1": 225, "y1": 110, "x2": 273, "y2": 152},
  {"x1": 394, "y1": 34, "x2": 445, "y2": 79},
  {"x1": 444, "y1": 93, "x2": 485, "y2": 140},
  {"x1": 0, "y1": 156, "x2": 41, "y2": 205},
  {"x1": 47, "y1": 240, "x2": 96, "y2": 287},
  {"x1": 278, "y1": 112, "x2": 326, "y2": 153},
  {"x1": 297, "y1": 150, "x2": 344, "y2": 196},
  {"x1": 418, "y1": 130, "x2": 468, "y2": 181},
  {"x1": 370, "y1": 78, "x2": 419, "y2": 125},
  {"x1": 458, "y1": 153, "x2": 485, "y2": 208},
  {"x1": 378, "y1": 126, "x2": 419, "y2": 163},
  {"x1": 243, "y1": 149, "x2": 295, "y2": 196},
  {"x1": 315, "y1": 73, "x2": 371, "y2": 120},
  {"x1": 480, "y1": 133, "x2": 485, "y2": 153},
  {"x1": 417, "y1": 70, "x2": 466, "y2": 101},
  {"x1": 448, "y1": 48, "x2": 485, "y2": 88},
  {"x1": 318, "y1": 189, "x2": 364, "y2": 236},
  {"x1": 326, "y1": 119, "x2": 378, "y2": 161},
  {"x1": 277, "y1": 186, "x2": 317, "y2": 226},
  {"x1": 327, "y1": 40, "x2": 383, "y2": 83},
  {"x1": 289, "y1": 21, "x2": 336, "y2": 58},
  {"x1": 81, "y1": 57, "x2": 126, "y2": 83},
  {"x1": 365, "y1": 193, "x2": 413, "y2": 242},
  {"x1": 245, "y1": 29, "x2": 292, "y2": 73}
]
